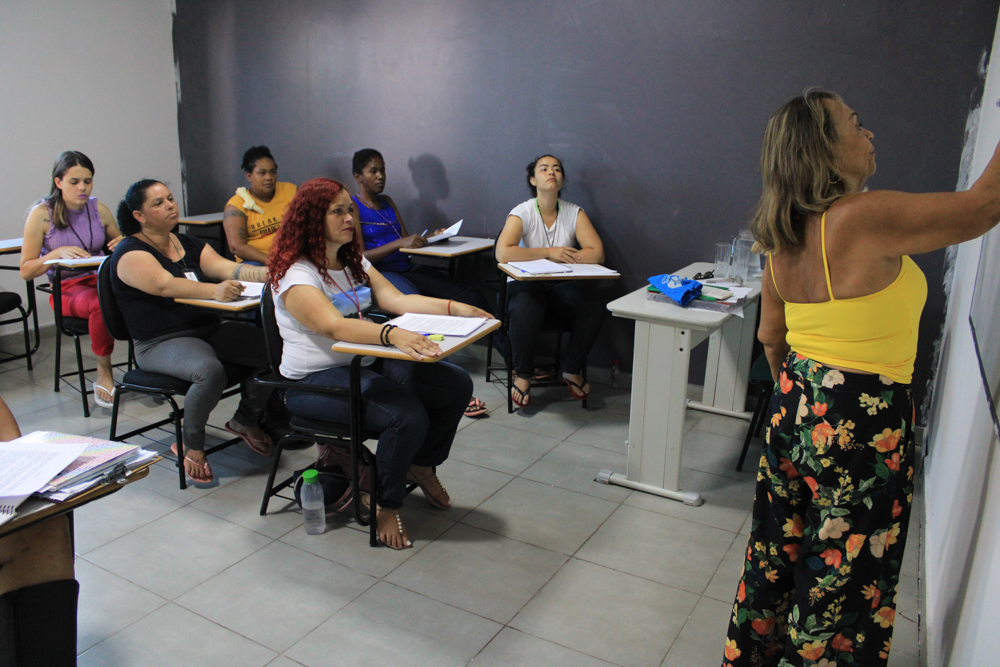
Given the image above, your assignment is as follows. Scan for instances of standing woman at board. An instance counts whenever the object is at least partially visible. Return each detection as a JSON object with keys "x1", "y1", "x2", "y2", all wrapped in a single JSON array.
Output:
[
  {"x1": 20, "y1": 151, "x2": 123, "y2": 407},
  {"x1": 495, "y1": 155, "x2": 607, "y2": 409},
  {"x1": 723, "y1": 90, "x2": 1000, "y2": 666}
]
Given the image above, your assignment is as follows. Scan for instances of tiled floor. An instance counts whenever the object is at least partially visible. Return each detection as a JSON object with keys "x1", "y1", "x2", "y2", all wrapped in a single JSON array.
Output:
[{"x1": 0, "y1": 331, "x2": 923, "y2": 666}]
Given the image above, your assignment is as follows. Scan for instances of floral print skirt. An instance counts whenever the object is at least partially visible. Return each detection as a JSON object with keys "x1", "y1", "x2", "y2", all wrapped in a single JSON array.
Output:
[{"x1": 723, "y1": 352, "x2": 914, "y2": 667}]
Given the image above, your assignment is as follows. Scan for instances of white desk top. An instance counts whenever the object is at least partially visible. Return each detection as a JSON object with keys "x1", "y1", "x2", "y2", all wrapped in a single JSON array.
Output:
[
  {"x1": 178, "y1": 212, "x2": 224, "y2": 225},
  {"x1": 606, "y1": 262, "x2": 761, "y2": 329},
  {"x1": 0, "y1": 237, "x2": 23, "y2": 254},
  {"x1": 400, "y1": 236, "x2": 494, "y2": 258},
  {"x1": 499, "y1": 263, "x2": 621, "y2": 281},
  {"x1": 174, "y1": 297, "x2": 261, "y2": 312}
]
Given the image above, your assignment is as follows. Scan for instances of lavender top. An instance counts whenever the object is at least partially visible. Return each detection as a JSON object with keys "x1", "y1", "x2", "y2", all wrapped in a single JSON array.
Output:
[{"x1": 41, "y1": 197, "x2": 105, "y2": 280}]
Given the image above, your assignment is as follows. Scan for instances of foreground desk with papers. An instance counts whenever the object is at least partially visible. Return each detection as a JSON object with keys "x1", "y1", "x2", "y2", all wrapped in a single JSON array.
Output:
[
  {"x1": 599, "y1": 261, "x2": 761, "y2": 506},
  {"x1": 332, "y1": 317, "x2": 501, "y2": 362}
]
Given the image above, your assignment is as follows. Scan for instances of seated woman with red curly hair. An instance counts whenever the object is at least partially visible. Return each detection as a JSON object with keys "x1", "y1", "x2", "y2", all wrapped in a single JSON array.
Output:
[{"x1": 268, "y1": 178, "x2": 488, "y2": 549}]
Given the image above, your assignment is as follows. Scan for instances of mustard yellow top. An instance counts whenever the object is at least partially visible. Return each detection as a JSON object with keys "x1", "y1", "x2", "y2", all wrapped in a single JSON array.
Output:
[
  {"x1": 226, "y1": 182, "x2": 297, "y2": 259},
  {"x1": 773, "y1": 212, "x2": 927, "y2": 383}
]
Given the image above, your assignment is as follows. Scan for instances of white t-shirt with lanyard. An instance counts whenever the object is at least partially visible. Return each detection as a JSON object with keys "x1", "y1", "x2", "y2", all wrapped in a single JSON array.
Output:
[
  {"x1": 506, "y1": 198, "x2": 581, "y2": 280},
  {"x1": 274, "y1": 256, "x2": 375, "y2": 379}
]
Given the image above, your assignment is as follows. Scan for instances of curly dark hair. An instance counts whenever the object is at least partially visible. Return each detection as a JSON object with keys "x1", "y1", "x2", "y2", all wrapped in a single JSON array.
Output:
[
  {"x1": 268, "y1": 178, "x2": 367, "y2": 290},
  {"x1": 241, "y1": 145, "x2": 275, "y2": 173}
]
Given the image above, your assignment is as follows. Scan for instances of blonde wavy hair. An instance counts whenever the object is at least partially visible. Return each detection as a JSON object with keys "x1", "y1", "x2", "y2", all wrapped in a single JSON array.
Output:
[{"x1": 750, "y1": 90, "x2": 848, "y2": 253}]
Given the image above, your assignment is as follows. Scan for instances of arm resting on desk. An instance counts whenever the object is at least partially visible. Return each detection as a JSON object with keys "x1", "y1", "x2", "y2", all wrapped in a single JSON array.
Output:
[{"x1": 116, "y1": 246, "x2": 243, "y2": 302}]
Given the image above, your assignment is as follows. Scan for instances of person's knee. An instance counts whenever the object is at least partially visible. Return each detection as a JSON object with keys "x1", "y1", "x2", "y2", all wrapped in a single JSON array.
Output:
[
  {"x1": 388, "y1": 404, "x2": 430, "y2": 441},
  {"x1": 193, "y1": 356, "x2": 228, "y2": 389}
]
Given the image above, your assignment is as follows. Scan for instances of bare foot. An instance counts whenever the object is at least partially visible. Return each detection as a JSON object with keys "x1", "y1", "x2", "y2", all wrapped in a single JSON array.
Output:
[
  {"x1": 407, "y1": 465, "x2": 451, "y2": 509},
  {"x1": 170, "y1": 444, "x2": 213, "y2": 483},
  {"x1": 511, "y1": 374, "x2": 531, "y2": 408},
  {"x1": 376, "y1": 508, "x2": 412, "y2": 549}
]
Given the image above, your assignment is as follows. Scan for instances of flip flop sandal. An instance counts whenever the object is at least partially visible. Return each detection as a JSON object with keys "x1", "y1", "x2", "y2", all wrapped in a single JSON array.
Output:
[
  {"x1": 376, "y1": 508, "x2": 413, "y2": 550},
  {"x1": 511, "y1": 383, "x2": 531, "y2": 408},
  {"x1": 406, "y1": 470, "x2": 451, "y2": 509},
  {"x1": 170, "y1": 443, "x2": 214, "y2": 484},
  {"x1": 91, "y1": 381, "x2": 115, "y2": 409},
  {"x1": 562, "y1": 377, "x2": 590, "y2": 401},
  {"x1": 225, "y1": 419, "x2": 272, "y2": 456},
  {"x1": 464, "y1": 397, "x2": 488, "y2": 417}
]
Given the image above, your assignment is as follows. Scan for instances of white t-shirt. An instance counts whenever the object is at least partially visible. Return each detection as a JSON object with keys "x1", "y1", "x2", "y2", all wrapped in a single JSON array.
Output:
[
  {"x1": 508, "y1": 198, "x2": 581, "y2": 249},
  {"x1": 274, "y1": 257, "x2": 374, "y2": 379}
]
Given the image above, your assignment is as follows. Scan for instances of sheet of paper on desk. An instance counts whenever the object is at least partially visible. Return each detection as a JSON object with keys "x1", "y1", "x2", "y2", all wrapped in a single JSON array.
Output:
[
  {"x1": 509, "y1": 259, "x2": 572, "y2": 274},
  {"x1": 567, "y1": 264, "x2": 619, "y2": 276},
  {"x1": 238, "y1": 282, "x2": 266, "y2": 298},
  {"x1": 426, "y1": 220, "x2": 462, "y2": 243},
  {"x1": 43, "y1": 257, "x2": 103, "y2": 266},
  {"x1": 390, "y1": 313, "x2": 486, "y2": 336}
]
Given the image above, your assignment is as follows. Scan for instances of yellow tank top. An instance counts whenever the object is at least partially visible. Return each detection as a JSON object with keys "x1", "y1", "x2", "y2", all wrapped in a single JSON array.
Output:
[
  {"x1": 773, "y1": 212, "x2": 927, "y2": 383},
  {"x1": 226, "y1": 182, "x2": 297, "y2": 257}
]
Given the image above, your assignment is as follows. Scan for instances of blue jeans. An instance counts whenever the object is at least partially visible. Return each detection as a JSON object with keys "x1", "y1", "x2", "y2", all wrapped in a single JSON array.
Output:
[
  {"x1": 381, "y1": 265, "x2": 510, "y2": 362},
  {"x1": 284, "y1": 359, "x2": 472, "y2": 508},
  {"x1": 507, "y1": 280, "x2": 606, "y2": 377}
]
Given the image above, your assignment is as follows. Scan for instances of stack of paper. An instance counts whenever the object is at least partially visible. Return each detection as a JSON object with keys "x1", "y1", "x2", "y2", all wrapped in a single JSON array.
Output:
[
  {"x1": 38, "y1": 434, "x2": 141, "y2": 493},
  {"x1": 390, "y1": 313, "x2": 487, "y2": 337},
  {"x1": 0, "y1": 433, "x2": 89, "y2": 526}
]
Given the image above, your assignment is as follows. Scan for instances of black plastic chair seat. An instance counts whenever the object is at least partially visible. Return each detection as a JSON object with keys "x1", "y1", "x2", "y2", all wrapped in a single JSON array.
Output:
[
  {"x1": 62, "y1": 316, "x2": 90, "y2": 336},
  {"x1": 121, "y1": 362, "x2": 252, "y2": 396},
  {"x1": 121, "y1": 368, "x2": 193, "y2": 394},
  {"x1": 0, "y1": 292, "x2": 22, "y2": 314}
]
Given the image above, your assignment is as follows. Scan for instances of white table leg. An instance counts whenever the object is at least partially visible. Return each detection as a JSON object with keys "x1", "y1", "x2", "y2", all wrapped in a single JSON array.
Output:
[
  {"x1": 692, "y1": 301, "x2": 758, "y2": 418},
  {"x1": 600, "y1": 320, "x2": 704, "y2": 506}
]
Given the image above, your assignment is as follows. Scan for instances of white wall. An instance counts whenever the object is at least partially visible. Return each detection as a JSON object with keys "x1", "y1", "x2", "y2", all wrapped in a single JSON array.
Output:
[
  {"x1": 0, "y1": 0, "x2": 182, "y2": 332},
  {"x1": 923, "y1": 10, "x2": 1000, "y2": 665}
]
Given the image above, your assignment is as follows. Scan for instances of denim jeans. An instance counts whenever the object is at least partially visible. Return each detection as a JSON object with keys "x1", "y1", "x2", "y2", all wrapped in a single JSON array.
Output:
[
  {"x1": 284, "y1": 358, "x2": 472, "y2": 508},
  {"x1": 506, "y1": 280, "x2": 606, "y2": 377},
  {"x1": 381, "y1": 265, "x2": 510, "y2": 362}
]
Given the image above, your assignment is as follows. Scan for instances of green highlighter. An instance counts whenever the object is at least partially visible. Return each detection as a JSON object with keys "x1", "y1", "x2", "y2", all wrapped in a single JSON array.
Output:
[{"x1": 427, "y1": 334, "x2": 445, "y2": 341}]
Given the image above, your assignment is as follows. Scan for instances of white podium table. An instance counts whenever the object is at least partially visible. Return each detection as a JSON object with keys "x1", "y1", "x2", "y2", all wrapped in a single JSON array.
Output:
[{"x1": 599, "y1": 262, "x2": 761, "y2": 505}]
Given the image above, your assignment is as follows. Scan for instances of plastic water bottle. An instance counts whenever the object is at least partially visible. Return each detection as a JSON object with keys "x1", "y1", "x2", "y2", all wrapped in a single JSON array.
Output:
[{"x1": 301, "y1": 469, "x2": 325, "y2": 535}]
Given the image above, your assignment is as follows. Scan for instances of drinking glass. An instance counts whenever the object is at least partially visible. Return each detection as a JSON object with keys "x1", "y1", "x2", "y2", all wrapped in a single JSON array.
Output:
[
  {"x1": 732, "y1": 244, "x2": 751, "y2": 285},
  {"x1": 714, "y1": 243, "x2": 731, "y2": 279}
]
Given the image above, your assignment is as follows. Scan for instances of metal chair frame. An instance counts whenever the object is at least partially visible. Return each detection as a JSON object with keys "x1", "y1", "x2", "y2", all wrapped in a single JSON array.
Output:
[
  {"x1": 96, "y1": 258, "x2": 246, "y2": 489},
  {"x1": 39, "y1": 262, "x2": 132, "y2": 417},
  {"x1": 255, "y1": 288, "x2": 416, "y2": 547}
]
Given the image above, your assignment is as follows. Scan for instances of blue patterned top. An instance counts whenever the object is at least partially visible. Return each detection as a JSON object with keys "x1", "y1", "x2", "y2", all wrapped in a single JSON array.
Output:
[{"x1": 352, "y1": 195, "x2": 411, "y2": 273}]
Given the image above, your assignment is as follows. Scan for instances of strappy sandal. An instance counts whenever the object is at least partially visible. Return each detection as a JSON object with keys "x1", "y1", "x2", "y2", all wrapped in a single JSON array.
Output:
[
  {"x1": 562, "y1": 376, "x2": 590, "y2": 401},
  {"x1": 376, "y1": 507, "x2": 412, "y2": 550},
  {"x1": 170, "y1": 443, "x2": 214, "y2": 484},
  {"x1": 225, "y1": 419, "x2": 272, "y2": 456},
  {"x1": 511, "y1": 382, "x2": 531, "y2": 408},
  {"x1": 406, "y1": 468, "x2": 451, "y2": 509},
  {"x1": 91, "y1": 381, "x2": 115, "y2": 409},
  {"x1": 464, "y1": 397, "x2": 488, "y2": 417}
]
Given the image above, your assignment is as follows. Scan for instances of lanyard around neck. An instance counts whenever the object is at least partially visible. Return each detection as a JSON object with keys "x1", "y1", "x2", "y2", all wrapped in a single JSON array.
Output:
[{"x1": 328, "y1": 269, "x2": 363, "y2": 320}]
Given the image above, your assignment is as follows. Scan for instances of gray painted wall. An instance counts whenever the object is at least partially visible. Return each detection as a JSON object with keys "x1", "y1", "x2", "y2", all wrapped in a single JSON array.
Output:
[{"x1": 174, "y1": 0, "x2": 999, "y2": 413}]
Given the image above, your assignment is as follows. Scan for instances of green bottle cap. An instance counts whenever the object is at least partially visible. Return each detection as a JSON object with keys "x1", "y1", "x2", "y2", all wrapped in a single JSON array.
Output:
[{"x1": 302, "y1": 469, "x2": 319, "y2": 484}]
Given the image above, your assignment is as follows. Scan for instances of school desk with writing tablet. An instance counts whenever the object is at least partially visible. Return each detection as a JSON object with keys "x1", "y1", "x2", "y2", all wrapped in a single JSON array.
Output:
[
  {"x1": 400, "y1": 236, "x2": 494, "y2": 258},
  {"x1": 598, "y1": 261, "x2": 761, "y2": 506},
  {"x1": 0, "y1": 456, "x2": 159, "y2": 541},
  {"x1": 332, "y1": 319, "x2": 501, "y2": 362}
]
